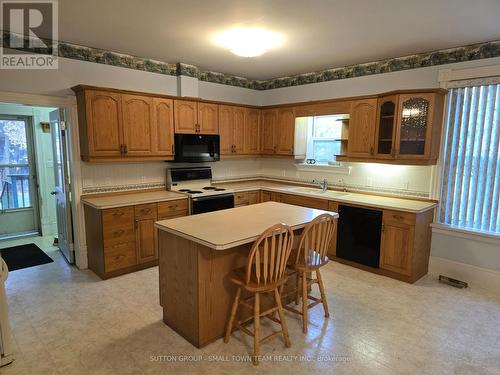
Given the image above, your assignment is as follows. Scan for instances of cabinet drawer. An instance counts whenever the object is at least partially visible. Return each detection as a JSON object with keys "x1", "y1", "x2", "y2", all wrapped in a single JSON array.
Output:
[
  {"x1": 383, "y1": 210, "x2": 416, "y2": 225},
  {"x1": 104, "y1": 242, "x2": 137, "y2": 273},
  {"x1": 103, "y1": 206, "x2": 134, "y2": 225},
  {"x1": 102, "y1": 207, "x2": 134, "y2": 246},
  {"x1": 279, "y1": 193, "x2": 329, "y2": 210},
  {"x1": 234, "y1": 192, "x2": 249, "y2": 205},
  {"x1": 247, "y1": 191, "x2": 260, "y2": 205},
  {"x1": 134, "y1": 203, "x2": 157, "y2": 220},
  {"x1": 157, "y1": 199, "x2": 188, "y2": 219}
]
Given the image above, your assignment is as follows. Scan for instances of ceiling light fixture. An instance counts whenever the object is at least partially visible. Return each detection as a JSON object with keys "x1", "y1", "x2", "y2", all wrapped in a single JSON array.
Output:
[{"x1": 212, "y1": 27, "x2": 283, "y2": 57}]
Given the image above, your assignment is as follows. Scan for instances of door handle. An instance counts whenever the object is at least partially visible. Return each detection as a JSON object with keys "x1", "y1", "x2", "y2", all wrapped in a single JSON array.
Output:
[{"x1": 50, "y1": 191, "x2": 57, "y2": 195}]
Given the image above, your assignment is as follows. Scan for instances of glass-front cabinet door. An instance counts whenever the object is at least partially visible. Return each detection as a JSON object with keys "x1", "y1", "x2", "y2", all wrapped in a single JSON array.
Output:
[
  {"x1": 374, "y1": 95, "x2": 398, "y2": 158},
  {"x1": 395, "y1": 93, "x2": 434, "y2": 159}
]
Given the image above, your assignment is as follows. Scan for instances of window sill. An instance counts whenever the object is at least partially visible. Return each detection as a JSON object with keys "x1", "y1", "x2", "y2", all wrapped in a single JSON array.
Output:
[
  {"x1": 295, "y1": 162, "x2": 351, "y2": 175},
  {"x1": 431, "y1": 223, "x2": 500, "y2": 245}
]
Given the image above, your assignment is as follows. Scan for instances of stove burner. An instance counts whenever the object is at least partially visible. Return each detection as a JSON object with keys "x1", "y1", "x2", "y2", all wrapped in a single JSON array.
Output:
[
  {"x1": 214, "y1": 188, "x2": 226, "y2": 191},
  {"x1": 202, "y1": 187, "x2": 216, "y2": 190},
  {"x1": 178, "y1": 189, "x2": 191, "y2": 192},
  {"x1": 187, "y1": 190, "x2": 203, "y2": 194}
]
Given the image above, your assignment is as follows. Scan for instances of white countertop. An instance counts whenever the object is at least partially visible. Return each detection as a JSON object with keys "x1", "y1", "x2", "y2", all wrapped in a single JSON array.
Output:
[
  {"x1": 81, "y1": 190, "x2": 187, "y2": 209},
  {"x1": 155, "y1": 202, "x2": 336, "y2": 250},
  {"x1": 215, "y1": 180, "x2": 436, "y2": 213}
]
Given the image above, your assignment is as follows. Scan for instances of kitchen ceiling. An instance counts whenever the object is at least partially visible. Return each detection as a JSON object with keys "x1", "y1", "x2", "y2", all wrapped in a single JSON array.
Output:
[{"x1": 57, "y1": 0, "x2": 500, "y2": 80}]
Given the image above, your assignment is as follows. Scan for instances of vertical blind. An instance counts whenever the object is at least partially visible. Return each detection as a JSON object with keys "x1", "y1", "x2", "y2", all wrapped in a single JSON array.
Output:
[{"x1": 440, "y1": 81, "x2": 500, "y2": 234}]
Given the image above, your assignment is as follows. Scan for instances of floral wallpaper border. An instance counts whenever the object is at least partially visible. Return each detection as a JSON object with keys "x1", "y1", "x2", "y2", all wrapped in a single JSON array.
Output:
[{"x1": 2, "y1": 31, "x2": 499, "y2": 91}]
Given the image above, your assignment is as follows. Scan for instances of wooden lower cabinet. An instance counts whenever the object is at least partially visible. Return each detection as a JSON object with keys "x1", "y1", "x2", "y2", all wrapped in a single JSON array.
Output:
[
  {"x1": 380, "y1": 221, "x2": 413, "y2": 276},
  {"x1": 260, "y1": 190, "x2": 280, "y2": 202},
  {"x1": 279, "y1": 192, "x2": 329, "y2": 210},
  {"x1": 234, "y1": 190, "x2": 260, "y2": 207},
  {"x1": 84, "y1": 198, "x2": 188, "y2": 279}
]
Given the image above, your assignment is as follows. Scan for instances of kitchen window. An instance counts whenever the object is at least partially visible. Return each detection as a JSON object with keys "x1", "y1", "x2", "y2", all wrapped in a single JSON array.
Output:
[
  {"x1": 306, "y1": 115, "x2": 348, "y2": 163},
  {"x1": 439, "y1": 80, "x2": 499, "y2": 235}
]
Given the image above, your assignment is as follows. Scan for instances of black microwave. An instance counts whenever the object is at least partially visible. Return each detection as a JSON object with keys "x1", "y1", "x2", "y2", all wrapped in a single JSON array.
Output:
[{"x1": 174, "y1": 134, "x2": 220, "y2": 163}]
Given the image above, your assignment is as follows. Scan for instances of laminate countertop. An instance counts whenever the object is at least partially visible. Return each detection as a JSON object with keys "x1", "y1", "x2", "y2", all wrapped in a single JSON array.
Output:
[
  {"x1": 81, "y1": 190, "x2": 187, "y2": 209},
  {"x1": 214, "y1": 180, "x2": 436, "y2": 213},
  {"x1": 155, "y1": 201, "x2": 335, "y2": 250}
]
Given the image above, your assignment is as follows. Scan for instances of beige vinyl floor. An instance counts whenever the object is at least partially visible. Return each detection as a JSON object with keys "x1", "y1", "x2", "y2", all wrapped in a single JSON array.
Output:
[{"x1": 1, "y1": 235, "x2": 499, "y2": 375}]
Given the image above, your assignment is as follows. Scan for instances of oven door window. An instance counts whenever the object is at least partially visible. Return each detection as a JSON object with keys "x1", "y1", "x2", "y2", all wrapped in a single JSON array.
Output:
[{"x1": 191, "y1": 194, "x2": 234, "y2": 215}]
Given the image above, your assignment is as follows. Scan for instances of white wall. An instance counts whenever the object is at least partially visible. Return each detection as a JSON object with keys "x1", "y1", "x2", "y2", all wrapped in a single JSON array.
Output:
[{"x1": 0, "y1": 103, "x2": 58, "y2": 236}]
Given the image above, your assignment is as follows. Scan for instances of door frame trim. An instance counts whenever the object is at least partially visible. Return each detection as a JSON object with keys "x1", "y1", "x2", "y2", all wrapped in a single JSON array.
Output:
[{"x1": 0, "y1": 91, "x2": 87, "y2": 269}]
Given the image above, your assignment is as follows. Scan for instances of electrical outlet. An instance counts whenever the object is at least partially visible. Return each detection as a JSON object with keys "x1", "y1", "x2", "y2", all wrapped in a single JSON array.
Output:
[
  {"x1": 403, "y1": 181, "x2": 409, "y2": 190},
  {"x1": 141, "y1": 176, "x2": 147, "y2": 183},
  {"x1": 366, "y1": 177, "x2": 373, "y2": 187},
  {"x1": 104, "y1": 177, "x2": 112, "y2": 186}
]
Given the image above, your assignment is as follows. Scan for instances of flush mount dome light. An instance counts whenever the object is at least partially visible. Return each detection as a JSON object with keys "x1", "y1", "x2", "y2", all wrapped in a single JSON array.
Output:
[{"x1": 212, "y1": 28, "x2": 283, "y2": 57}]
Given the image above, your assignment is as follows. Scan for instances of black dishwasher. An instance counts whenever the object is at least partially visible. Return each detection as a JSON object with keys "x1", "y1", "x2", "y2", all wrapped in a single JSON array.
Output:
[{"x1": 336, "y1": 205, "x2": 383, "y2": 268}]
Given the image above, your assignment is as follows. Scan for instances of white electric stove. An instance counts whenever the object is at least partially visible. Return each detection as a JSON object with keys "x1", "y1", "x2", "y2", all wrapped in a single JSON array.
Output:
[{"x1": 166, "y1": 167, "x2": 234, "y2": 215}]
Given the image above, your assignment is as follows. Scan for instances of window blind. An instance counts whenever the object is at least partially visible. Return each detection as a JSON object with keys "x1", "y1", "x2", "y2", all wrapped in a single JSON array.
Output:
[{"x1": 439, "y1": 82, "x2": 500, "y2": 234}]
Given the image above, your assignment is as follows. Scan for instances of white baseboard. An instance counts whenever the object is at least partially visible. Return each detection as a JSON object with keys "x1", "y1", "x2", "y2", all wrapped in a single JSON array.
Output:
[
  {"x1": 429, "y1": 256, "x2": 500, "y2": 292},
  {"x1": 75, "y1": 245, "x2": 88, "y2": 270}
]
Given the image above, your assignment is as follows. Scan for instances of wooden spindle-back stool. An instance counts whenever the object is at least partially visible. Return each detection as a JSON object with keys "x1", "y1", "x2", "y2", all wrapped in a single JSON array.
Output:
[
  {"x1": 224, "y1": 223, "x2": 294, "y2": 366},
  {"x1": 286, "y1": 213, "x2": 337, "y2": 333}
]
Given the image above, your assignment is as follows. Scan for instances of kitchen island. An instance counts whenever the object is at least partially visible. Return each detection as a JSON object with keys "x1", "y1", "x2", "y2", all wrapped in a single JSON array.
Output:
[{"x1": 155, "y1": 201, "x2": 334, "y2": 347}]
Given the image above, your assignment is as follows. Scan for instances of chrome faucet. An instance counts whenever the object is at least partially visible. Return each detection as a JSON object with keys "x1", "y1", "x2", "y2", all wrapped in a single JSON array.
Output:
[{"x1": 313, "y1": 178, "x2": 329, "y2": 192}]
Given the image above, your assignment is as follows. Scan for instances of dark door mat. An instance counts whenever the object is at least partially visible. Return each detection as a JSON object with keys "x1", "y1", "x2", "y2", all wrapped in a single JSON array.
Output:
[{"x1": 0, "y1": 243, "x2": 54, "y2": 271}]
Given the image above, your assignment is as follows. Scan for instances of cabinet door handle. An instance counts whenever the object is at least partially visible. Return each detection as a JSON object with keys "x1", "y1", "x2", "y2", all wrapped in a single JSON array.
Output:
[
  {"x1": 171, "y1": 144, "x2": 174, "y2": 154},
  {"x1": 113, "y1": 229, "x2": 124, "y2": 236},
  {"x1": 120, "y1": 144, "x2": 124, "y2": 154},
  {"x1": 112, "y1": 211, "x2": 124, "y2": 217},
  {"x1": 124, "y1": 144, "x2": 128, "y2": 154},
  {"x1": 370, "y1": 146, "x2": 374, "y2": 155}
]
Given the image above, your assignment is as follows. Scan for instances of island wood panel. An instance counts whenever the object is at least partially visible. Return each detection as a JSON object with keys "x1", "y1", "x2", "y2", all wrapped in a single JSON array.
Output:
[{"x1": 159, "y1": 231, "x2": 299, "y2": 348}]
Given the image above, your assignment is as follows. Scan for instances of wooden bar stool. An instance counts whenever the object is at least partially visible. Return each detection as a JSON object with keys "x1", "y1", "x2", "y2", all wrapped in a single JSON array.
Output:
[
  {"x1": 224, "y1": 223, "x2": 294, "y2": 366},
  {"x1": 285, "y1": 213, "x2": 337, "y2": 333}
]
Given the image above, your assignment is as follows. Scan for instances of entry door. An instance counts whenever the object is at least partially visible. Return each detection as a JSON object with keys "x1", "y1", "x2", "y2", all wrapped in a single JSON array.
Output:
[
  {"x1": 50, "y1": 109, "x2": 74, "y2": 263},
  {"x1": 0, "y1": 116, "x2": 39, "y2": 237}
]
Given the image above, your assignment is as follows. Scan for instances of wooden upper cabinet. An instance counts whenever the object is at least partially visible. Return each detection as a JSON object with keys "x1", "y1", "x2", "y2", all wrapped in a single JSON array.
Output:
[
  {"x1": 395, "y1": 93, "x2": 436, "y2": 160},
  {"x1": 174, "y1": 99, "x2": 198, "y2": 134},
  {"x1": 152, "y1": 98, "x2": 174, "y2": 156},
  {"x1": 218, "y1": 105, "x2": 245, "y2": 155},
  {"x1": 219, "y1": 105, "x2": 234, "y2": 154},
  {"x1": 374, "y1": 95, "x2": 399, "y2": 159},
  {"x1": 347, "y1": 98, "x2": 377, "y2": 158},
  {"x1": 121, "y1": 94, "x2": 153, "y2": 156},
  {"x1": 261, "y1": 109, "x2": 278, "y2": 154},
  {"x1": 276, "y1": 107, "x2": 295, "y2": 155},
  {"x1": 244, "y1": 108, "x2": 261, "y2": 154},
  {"x1": 198, "y1": 102, "x2": 218, "y2": 134},
  {"x1": 233, "y1": 107, "x2": 245, "y2": 153},
  {"x1": 84, "y1": 90, "x2": 123, "y2": 157}
]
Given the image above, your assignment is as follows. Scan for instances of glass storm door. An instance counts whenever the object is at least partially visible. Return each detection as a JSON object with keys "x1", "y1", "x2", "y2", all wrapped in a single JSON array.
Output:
[{"x1": 0, "y1": 116, "x2": 39, "y2": 237}]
